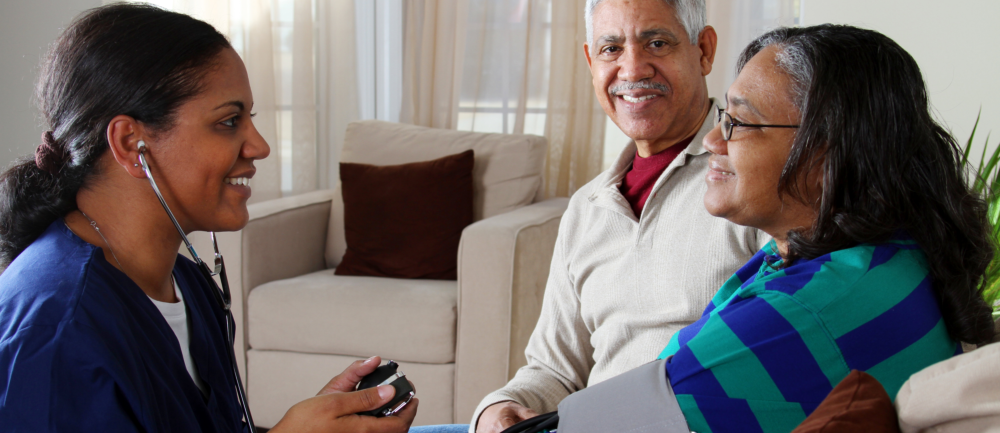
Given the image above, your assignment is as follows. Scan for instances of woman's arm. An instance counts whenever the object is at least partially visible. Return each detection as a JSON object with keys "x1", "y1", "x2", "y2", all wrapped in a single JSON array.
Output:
[{"x1": 0, "y1": 327, "x2": 146, "y2": 432}]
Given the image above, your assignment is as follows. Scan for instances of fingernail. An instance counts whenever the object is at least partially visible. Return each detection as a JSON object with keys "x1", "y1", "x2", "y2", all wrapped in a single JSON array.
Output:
[
  {"x1": 365, "y1": 356, "x2": 378, "y2": 364},
  {"x1": 377, "y1": 385, "x2": 394, "y2": 399}
]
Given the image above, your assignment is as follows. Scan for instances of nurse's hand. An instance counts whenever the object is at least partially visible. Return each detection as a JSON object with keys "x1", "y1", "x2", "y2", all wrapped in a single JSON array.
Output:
[
  {"x1": 268, "y1": 356, "x2": 419, "y2": 433},
  {"x1": 315, "y1": 356, "x2": 417, "y2": 401}
]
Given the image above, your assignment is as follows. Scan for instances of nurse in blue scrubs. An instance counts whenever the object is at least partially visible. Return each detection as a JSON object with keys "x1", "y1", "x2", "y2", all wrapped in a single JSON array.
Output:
[{"x1": 0, "y1": 4, "x2": 416, "y2": 432}]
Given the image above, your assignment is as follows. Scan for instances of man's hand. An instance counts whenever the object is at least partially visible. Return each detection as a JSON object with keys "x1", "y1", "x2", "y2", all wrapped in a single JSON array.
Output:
[
  {"x1": 476, "y1": 401, "x2": 539, "y2": 433},
  {"x1": 268, "y1": 356, "x2": 419, "y2": 433}
]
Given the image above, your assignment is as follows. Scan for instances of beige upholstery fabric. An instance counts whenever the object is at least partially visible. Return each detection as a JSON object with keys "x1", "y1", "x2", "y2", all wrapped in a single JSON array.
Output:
[
  {"x1": 896, "y1": 341, "x2": 1000, "y2": 432},
  {"x1": 342, "y1": 120, "x2": 546, "y2": 219},
  {"x1": 324, "y1": 184, "x2": 347, "y2": 268},
  {"x1": 216, "y1": 121, "x2": 566, "y2": 425},
  {"x1": 326, "y1": 120, "x2": 547, "y2": 267},
  {"x1": 190, "y1": 191, "x2": 336, "y2": 381},
  {"x1": 247, "y1": 350, "x2": 455, "y2": 428},
  {"x1": 454, "y1": 198, "x2": 569, "y2": 420},
  {"x1": 242, "y1": 190, "x2": 334, "y2": 292},
  {"x1": 248, "y1": 270, "x2": 457, "y2": 363}
]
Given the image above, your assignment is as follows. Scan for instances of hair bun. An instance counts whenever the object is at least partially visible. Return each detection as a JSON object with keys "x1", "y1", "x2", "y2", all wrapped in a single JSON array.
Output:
[{"x1": 34, "y1": 131, "x2": 66, "y2": 174}]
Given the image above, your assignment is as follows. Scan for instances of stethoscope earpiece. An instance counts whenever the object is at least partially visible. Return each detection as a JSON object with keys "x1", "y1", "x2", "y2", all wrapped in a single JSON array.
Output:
[{"x1": 136, "y1": 140, "x2": 147, "y2": 168}]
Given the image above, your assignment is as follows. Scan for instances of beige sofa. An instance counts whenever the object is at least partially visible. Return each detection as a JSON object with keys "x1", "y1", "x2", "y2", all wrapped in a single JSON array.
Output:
[
  {"x1": 894, "y1": 318, "x2": 1000, "y2": 432},
  {"x1": 214, "y1": 120, "x2": 569, "y2": 427}
]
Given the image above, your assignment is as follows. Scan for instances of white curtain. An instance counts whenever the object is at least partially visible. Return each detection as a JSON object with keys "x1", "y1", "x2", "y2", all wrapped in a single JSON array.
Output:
[
  {"x1": 545, "y1": 0, "x2": 608, "y2": 198},
  {"x1": 135, "y1": 0, "x2": 797, "y2": 201},
  {"x1": 400, "y1": 0, "x2": 607, "y2": 198},
  {"x1": 122, "y1": 0, "x2": 360, "y2": 202},
  {"x1": 399, "y1": 0, "x2": 468, "y2": 130},
  {"x1": 706, "y1": 0, "x2": 800, "y2": 102},
  {"x1": 317, "y1": 1, "x2": 361, "y2": 189}
]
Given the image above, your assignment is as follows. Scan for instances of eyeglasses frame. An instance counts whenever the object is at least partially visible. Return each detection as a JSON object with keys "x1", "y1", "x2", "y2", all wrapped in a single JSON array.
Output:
[{"x1": 714, "y1": 105, "x2": 799, "y2": 141}]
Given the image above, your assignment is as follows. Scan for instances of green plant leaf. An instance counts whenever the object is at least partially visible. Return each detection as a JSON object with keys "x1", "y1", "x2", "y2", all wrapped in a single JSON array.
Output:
[
  {"x1": 964, "y1": 110, "x2": 1000, "y2": 313},
  {"x1": 962, "y1": 108, "x2": 981, "y2": 167},
  {"x1": 978, "y1": 133, "x2": 998, "y2": 194}
]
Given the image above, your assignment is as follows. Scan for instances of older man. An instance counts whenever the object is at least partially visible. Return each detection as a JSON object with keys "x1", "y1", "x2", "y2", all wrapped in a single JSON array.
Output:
[{"x1": 470, "y1": 0, "x2": 764, "y2": 431}]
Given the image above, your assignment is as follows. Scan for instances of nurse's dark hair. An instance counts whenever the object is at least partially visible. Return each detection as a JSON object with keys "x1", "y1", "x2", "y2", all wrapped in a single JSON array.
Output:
[
  {"x1": 737, "y1": 24, "x2": 996, "y2": 345},
  {"x1": 0, "y1": 3, "x2": 230, "y2": 267}
]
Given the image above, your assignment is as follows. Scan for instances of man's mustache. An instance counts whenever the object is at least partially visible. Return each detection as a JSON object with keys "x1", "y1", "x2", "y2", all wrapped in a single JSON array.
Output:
[{"x1": 609, "y1": 80, "x2": 669, "y2": 95}]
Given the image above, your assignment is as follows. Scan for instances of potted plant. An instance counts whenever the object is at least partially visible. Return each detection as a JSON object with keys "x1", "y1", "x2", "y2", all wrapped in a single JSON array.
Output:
[{"x1": 959, "y1": 111, "x2": 1000, "y2": 323}]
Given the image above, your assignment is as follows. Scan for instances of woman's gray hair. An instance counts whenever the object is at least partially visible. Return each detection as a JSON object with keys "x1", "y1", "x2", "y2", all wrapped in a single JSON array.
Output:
[
  {"x1": 727, "y1": 25, "x2": 999, "y2": 346},
  {"x1": 735, "y1": 32, "x2": 812, "y2": 111},
  {"x1": 585, "y1": 0, "x2": 706, "y2": 46}
]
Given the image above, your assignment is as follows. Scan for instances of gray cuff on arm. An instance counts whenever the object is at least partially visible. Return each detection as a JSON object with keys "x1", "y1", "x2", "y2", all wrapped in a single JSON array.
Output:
[{"x1": 557, "y1": 358, "x2": 688, "y2": 433}]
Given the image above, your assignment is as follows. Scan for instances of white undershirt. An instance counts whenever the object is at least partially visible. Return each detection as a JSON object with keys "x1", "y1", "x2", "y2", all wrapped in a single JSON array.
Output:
[{"x1": 148, "y1": 275, "x2": 208, "y2": 395}]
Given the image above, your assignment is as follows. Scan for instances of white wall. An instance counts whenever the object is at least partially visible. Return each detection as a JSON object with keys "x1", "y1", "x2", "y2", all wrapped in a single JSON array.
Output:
[
  {"x1": 0, "y1": 0, "x2": 102, "y2": 171},
  {"x1": 801, "y1": 0, "x2": 1000, "y2": 159}
]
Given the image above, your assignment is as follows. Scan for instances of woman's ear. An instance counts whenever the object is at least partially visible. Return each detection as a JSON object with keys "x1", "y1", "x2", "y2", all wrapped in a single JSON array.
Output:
[{"x1": 106, "y1": 115, "x2": 147, "y2": 179}]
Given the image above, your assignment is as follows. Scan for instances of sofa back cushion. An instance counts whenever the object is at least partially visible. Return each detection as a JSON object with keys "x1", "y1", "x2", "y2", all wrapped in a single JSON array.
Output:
[{"x1": 326, "y1": 120, "x2": 547, "y2": 268}]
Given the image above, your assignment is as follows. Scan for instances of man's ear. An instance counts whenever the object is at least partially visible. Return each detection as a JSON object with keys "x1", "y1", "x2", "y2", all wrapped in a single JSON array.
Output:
[
  {"x1": 583, "y1": 43, "x2": 594, "y2": 70},
  {"x1": 697, "y1": 25, "x2": 718, "y2": 76},
  {"x1": 106, "y1": 115, "x2": 147, "y2": 179}
]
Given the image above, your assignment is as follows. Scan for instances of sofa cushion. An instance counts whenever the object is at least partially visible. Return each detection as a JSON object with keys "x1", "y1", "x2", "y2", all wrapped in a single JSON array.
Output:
[
  {"x1": 247, "y1": 269, "x2": 457, "y2": 363},
  {"x1": 335, "y1": 150, "x2": 474, "y2": 280},
  {"x1": 341, "y1": 120, "x2": 546, "y2": 221},
  {"x1": 896, "y1": 342, "x2": 1000, "y2": 432},
  {"x1": 327, "y1": 121, "x2": 547, "y2": 268},
  {"x1": 247, "y1": 350, "x2": 455, "y2": 427},
  {"x1": 792, "y1": 370, "x2": 900, "y2": 433}
]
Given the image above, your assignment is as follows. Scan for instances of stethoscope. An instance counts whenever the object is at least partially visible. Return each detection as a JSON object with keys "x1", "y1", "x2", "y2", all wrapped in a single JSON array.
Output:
[{"x1": 137, "y1": 140, "x2": 255, "y2": 429}]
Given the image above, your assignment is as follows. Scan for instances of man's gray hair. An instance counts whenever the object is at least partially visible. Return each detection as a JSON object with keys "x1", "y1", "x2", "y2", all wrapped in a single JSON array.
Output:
[{"x1": 585, "y1": 0, "x2": 706, "y2": 46}]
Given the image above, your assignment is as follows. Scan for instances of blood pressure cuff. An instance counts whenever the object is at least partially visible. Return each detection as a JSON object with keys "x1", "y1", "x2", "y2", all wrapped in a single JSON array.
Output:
[{"x1": 557, "y1": 357, "x2": 689, "y2": 433}]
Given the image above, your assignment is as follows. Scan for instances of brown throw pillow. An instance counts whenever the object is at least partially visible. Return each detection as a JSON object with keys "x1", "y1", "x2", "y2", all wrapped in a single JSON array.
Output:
[
  {"x1": 792, "y1": 370, "x2": 901, "y2": 433},
  {"x1": 335, "y1": 150, "x2": 474, "y2": 280}
]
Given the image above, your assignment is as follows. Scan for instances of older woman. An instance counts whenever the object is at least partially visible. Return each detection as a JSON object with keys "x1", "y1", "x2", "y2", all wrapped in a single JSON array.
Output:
[
  {"x1": 0, "y1": 4, "x2": 415, "y2": 432},
  {"x1": 658, "y1": 24, "x2": 997, "y2": 432}
]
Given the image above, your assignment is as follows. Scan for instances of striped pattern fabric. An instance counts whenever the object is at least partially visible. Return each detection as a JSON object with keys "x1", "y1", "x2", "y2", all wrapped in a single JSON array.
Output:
[{"x1": 658, "y1": 236, "x2": 958, "y2": 433}]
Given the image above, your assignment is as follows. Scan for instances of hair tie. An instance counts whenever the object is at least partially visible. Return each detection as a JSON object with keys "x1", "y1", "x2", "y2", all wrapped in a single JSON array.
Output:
[{"x1": 34, "y1": 131, "x2": 67, "y2": 174}]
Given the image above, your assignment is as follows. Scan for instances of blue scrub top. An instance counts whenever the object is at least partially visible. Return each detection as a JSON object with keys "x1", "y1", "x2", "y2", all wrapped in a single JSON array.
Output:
[{"x1": 0, "y1": 220, "x2": 247, "y2": 432}]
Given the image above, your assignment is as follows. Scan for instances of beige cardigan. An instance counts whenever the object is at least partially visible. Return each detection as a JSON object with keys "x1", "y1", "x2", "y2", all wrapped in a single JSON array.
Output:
[{"x1": 469, "y1": 108, "x2": 767, "y2": 429}]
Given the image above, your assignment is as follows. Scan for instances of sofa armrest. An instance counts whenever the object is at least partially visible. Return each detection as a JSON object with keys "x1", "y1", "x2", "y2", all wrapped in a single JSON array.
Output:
[
  {"x1": 453, "y1": 197, "x2": 570, "y2": 423},
  {"x1": 240, "y1": 189, "x2": 336, "y2": 291},
  {"x1": 213, "y1": 189, "x2": 336, "y2": 380}
]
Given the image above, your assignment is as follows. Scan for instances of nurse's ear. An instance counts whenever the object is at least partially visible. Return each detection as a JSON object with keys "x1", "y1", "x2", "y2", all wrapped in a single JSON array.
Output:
[{"x1": 106, "y1": 115, "x2": 148, "y2": 179}]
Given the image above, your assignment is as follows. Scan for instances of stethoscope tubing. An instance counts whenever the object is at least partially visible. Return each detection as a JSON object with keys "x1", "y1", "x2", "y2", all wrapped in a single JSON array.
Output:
[
  {"x1": 137, "y1": 142, "x2": 203, "y2": 268},
  {"x1": 138, "y1": 142, "x2": 256, "y2": 429}
]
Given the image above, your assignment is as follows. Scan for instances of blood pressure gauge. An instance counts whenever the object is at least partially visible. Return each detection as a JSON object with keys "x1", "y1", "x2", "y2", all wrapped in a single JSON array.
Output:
[{"x1": 356, "y1": 360, "x2": 415, "y2": 417}]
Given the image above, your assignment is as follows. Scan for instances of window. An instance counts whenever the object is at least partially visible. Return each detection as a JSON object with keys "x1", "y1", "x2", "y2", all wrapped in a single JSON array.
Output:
[
  {"x1": 454, "y1": 0, "x2": 551, "y2": 137},
  {"x1": 128, "y1": 0, "x2": 318, "y2": 197}
]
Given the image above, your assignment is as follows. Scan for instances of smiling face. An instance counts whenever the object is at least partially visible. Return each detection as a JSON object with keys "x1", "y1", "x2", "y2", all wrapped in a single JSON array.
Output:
[
  {"x1": 702, "y1": 44, "x2": 819, "y2": 250},
  {"x1": 584, "y1": 0, "x2": 715, "y2": 155},
  {"x1": 142, "y1": 48, "x2": 270, "y2": 233}
]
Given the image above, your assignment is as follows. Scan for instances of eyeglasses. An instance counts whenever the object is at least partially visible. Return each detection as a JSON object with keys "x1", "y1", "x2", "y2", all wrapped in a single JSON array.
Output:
[{"x1": 714, "y1": 105, "x2": 799, "y2": 140}]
